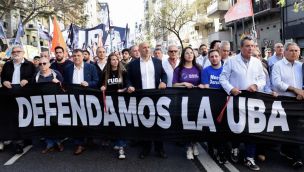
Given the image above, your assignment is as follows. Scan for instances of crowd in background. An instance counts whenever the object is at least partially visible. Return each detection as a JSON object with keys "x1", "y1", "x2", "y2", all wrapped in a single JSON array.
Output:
[{"x1": 0, "y1": 36, "x2": 303, "y2": 171}]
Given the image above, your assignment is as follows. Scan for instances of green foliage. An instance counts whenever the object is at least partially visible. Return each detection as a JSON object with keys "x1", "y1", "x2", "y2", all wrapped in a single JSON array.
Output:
[
  {"x1": 0, "y1": 0, "x2": 88, "y2": 26},
  {"x1": 278, "y1": 0, "x2": 304, "y2": 13},
  {"x1": 277, "y1": 0, "x2": 286, "y2": 7},
  {"x1": 152, "y1": 0, "x2": 194, "y2": 49}
]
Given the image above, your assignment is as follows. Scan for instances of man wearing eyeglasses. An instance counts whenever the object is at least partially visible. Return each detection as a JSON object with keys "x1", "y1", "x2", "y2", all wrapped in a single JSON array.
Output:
[
  {"x1": 1, "y1": 46, "x2": 35, "y2": 89},
  {"x1": 0, "y1": 45, "x2": 36, "y2": 154},
  {"x1": 162, "y1": 45, "x2": 180, "y2": 87}
]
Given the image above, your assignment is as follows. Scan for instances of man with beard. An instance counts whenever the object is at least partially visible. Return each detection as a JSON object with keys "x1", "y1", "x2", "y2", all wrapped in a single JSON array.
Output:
[
  {"x1": 1, "y1": 45, "x2": 36, "y2": 154},
  {"x1": 196, "y1": 44, "x2": 209, "y2": 68},
  {"x1": 50, "y1": 46, "x2": 73, "y2": 75},
  {"x1": 83, "y1": 50, "x2": 94, "y2": 64},
  {"x1": 120, "y1": 48, "x2": 131, "y2": 68}
]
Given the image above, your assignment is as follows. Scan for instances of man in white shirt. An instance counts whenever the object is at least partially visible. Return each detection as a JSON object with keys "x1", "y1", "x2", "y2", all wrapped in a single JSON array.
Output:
[
  {"x1": 127, "y1": 42, "x2": 167, "y2": 159},
  {"x1": 153, "y1": 48, "x2": 164, "y2": 61},
  {"x1": 271, "y1": 42, "x2": 303, "y2": 168},
  {"x1": 196, "y1": 44, "x2": 209, "y2": 68},
  {"x1": 220, "y1": 36, "x2": 265, "y2": 171},
  {"x1": 219, "y1": 41, "x2": 231, "y2": 63},
  {"x1": 63, "y1": 49, "x2": 99, "y2": 155},
  {"x1": 94, "y1": 47, "x2": 107, "y2": 87},
  {"x1": 1, "y1": 45, "x2": 36, "y2": 154},
  {"x1": 162, "y1": 45, "x2": 180, "y2": 87},
  {"x1": 272, "y1": 43, "x2": 303, "y2": 97}
]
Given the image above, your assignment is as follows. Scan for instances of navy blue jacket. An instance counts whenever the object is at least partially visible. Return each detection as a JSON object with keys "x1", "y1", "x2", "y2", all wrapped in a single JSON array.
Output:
[
  {"x1": 126, "y1": 57, "x2": 167, "y2": 89},
  {"x1": 63, "y1": 63, "x2": 99, "y2": 88}
]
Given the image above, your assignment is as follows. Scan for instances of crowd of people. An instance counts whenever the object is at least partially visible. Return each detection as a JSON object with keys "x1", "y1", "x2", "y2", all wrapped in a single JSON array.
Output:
[{"x1": 0, "y1": 36, "x2": 303, "y2": 171}]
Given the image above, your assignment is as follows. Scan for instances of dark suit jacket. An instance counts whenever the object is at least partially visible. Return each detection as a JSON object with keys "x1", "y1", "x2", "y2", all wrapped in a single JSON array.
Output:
[
  {"x1": 1, "y1": 59, "x2": 36, "y2": 85},
  {"x1": 126, "y1": 57, "x2": 167, "y2": 89},
  {"x1": 94, "y1": 62, "x2": 105, "y2": 88},
  {"x1": 63, "y1": 63, "x2": 99, "y2": 88},
  {"x1": 50, "y1": 59, "x2": 73, "y2": 76}
]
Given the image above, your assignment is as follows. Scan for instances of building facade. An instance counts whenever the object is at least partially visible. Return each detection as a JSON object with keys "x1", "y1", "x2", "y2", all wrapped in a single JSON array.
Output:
[{"x1": 283, "y1": 0, "x2": 304, "y2": 57}]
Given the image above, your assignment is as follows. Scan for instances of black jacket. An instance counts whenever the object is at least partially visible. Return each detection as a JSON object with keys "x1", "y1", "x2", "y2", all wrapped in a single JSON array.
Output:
[
  {"x1": 1, "y1": 59, "x2": 36, "y2": 85},
  {"x1": 126, "y1": 57, "x2": 167, "y2": 89}
]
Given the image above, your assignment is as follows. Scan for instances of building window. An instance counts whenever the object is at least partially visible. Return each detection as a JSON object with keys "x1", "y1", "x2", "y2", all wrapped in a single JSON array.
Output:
[{"x1": 26, "y1": 35, "x2": 30, "y2": 45}]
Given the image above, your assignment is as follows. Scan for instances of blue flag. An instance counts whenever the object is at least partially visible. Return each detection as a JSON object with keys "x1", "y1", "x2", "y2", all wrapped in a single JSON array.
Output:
[
  {"x1": 0, "y1": 21, "x2": 6, "y2": 39},
  {"x1": 13, "y1": 20, "x2": 25, "y2": 45},
  {"x1": 39, "y1": 27, "x2": 51, "y2": 41}
]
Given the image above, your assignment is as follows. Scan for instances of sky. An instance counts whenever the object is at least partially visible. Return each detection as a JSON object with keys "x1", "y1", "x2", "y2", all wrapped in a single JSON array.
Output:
[{"x1": 102, "y1": 0, "x2": 144, "y2": 31}]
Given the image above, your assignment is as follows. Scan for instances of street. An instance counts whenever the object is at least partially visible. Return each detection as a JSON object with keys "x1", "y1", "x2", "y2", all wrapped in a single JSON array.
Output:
[{"x1": 0, "y1": 140, "x2": 303, "y2": 172}]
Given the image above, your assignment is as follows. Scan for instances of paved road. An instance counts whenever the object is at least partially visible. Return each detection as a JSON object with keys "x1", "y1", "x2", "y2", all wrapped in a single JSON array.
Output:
[{"x1": 0, "y1": 140, "x2": 303, "y2": 172}]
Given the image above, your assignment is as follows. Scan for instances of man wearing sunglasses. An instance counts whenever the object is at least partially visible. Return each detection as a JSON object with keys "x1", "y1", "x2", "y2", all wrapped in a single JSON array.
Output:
[
  {"x1": 162, "y1": 45, "x2": 180, "y2": 87},
  {"x1": 0, "y1": 45, "x2": 36, "y2": 154},
  {"x1": 33, "y1": 57, "x2": 64, "y2": 154}
]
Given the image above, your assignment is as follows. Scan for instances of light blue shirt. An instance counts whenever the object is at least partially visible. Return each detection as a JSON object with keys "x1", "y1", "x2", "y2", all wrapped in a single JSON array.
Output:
[
  {"x1": 268, "y1": 55, "x2": 283, "y2": 73},
  {"x1": 271, "y1": 58, "x2": 303, "y2": 97}
]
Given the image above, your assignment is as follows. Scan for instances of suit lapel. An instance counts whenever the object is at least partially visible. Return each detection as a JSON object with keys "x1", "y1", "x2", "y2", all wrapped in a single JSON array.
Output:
[
  {"x1": 152, "y1": 58, "x2": 158, "y2": 82},
  {"x1": 135, "y1": 60, "x2": 142, "y2": 88},
  {"x1": 83, "y1": 63, "x2": 88, "y2": 81}
]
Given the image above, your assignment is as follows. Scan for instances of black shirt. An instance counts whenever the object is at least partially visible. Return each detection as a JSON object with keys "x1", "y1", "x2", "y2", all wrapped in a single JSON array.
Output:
[{"x1": 101, "y1": 70, "x2": 127, "y2": 91}]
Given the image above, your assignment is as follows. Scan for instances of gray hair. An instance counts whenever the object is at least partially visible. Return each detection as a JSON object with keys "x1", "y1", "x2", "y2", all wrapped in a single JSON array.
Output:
[
  {"x1": 284, "y1": 42, "x2": 298, "y2": 51},
  {"x1": 167, "y1": 45, "x2": 178, "y2": 51},
  {"x1": 220, "y1": 41, "x2": 230, "y2": 49},
  {"x1": 274, "y1": 42, "x2": 283, "y2": 48},
  {"x1": 11, "y1": 45, "x2": 24, "y2": 52},
  {"x1": 129, "y1": 45, "x2": 138, "y2": 51},
  {"x1": 240, "y1": 36, "x2": 253, "y2": 47}
]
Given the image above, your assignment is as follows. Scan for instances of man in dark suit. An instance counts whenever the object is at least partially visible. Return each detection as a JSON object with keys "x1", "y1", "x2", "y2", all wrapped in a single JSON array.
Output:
[
  {"x1": 94, "y1": 47, "x2": 107, "y2": 88},
  {"x1": 1, "y1": 45, "x2": 36, "y2": 154},
  {"x1": 63, "y1": 49, "x2": 99, "y2": 155},
  {"x1": 126, "y1": 42, "x2": 168, "y2": 159}
]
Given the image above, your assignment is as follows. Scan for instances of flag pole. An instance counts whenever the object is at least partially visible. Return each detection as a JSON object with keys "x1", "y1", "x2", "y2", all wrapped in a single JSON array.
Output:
[
  {"x1": 36, "y1": 21, "x2": 41, "y2": 54},
  {"x1": 252, "y1": 14, "x2": 257, "y2": 41}
]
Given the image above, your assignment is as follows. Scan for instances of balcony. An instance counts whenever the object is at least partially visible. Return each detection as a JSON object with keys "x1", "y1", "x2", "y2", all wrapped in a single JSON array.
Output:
[
  {"x1": 194, "y1": 14, "x2": 213, "y2": 26},
  {"x1": 207, "y1": 0, "x2": 230, "y2": 18}
]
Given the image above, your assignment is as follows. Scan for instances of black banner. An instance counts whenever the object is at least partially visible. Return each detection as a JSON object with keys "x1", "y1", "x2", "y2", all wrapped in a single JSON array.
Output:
[{"x1": 0, "y1": 83, "x2": 303, "y2": 144}]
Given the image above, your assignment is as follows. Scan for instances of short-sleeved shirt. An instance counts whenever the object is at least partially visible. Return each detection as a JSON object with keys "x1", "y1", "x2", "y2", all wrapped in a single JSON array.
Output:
[
  {"x1": 172, "y1": 66, "x2": 200, "y2": 86},
  {"x1": 201, "y1": 66, "x2": 223, "y2": 89}
]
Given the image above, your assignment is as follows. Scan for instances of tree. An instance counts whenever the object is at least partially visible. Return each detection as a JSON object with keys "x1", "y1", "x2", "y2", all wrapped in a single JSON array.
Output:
[
  {"x1": 0, "y1": 0, "x2": 88, "y2": 27},
  {"x1": 278, "y1": 0, "x2": 304, "y2": 12},
  {"x1": 152, "y1": 0, "x2": 194, "y2": 49}
]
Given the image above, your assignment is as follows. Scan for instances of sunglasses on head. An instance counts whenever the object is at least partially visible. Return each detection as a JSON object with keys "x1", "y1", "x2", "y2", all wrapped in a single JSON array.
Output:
[{"x1": 39, "y1": 62, "x2": 48, "y2": 66}]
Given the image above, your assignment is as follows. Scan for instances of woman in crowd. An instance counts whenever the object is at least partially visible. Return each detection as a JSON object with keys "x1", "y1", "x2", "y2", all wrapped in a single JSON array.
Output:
[
  {"x1": 100, "y1": 53, "x2": 127, "y2": 159},
  {"x1": 172, "y1": 47, "x2": 201, "y2": 160}
]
